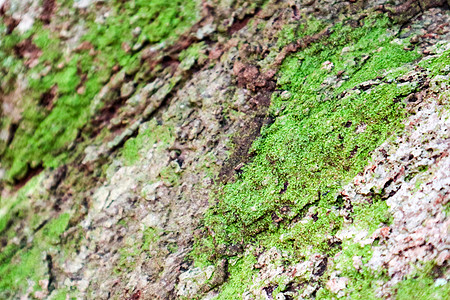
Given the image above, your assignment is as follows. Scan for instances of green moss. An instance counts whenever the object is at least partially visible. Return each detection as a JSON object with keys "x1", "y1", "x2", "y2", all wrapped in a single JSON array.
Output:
[
  {"x1": 352, "y1": 200, "x2": 392, "y2": 234},
  {"x1": 1, "y1": 0, "x2": 200, "y2": 182},
  {"x1": 49, "y1": 288, "x2": 70, "y2": 300},
  {"x1": 83, "y1": 0, "x2": 200, "y2": 68},
  {"x1": 194, "y1": 13, "x2": 426, "y2": 298},
  {"x1": 0, "y1": 243, "x2": 20, "y2": 267},
  {"x1": 0, "y1": 247, "x2": 48, "y2": 296},
  {"x1": 48, "y1": 286, "x2": 80, "y2": 300},
  {"x1": 32, "y1": 28, "x2": 64, "y2": 66},
  {"x1": 2, "y1": 27, "x2": 97, "y2": 180},
  {"x1": 214, "y1": 254, "x2": 258, "y2": 299},
  {"x1": 317, "y1": 241, "x2": 387, "y2": 299},
  {"x1": 395, "y1": 262, "x2": 450, "y2": 300},
  {"x1": 276, "y1": 17, "x2": 327, "y2": 49},
  {"x1": 114, "y1": 227, "x2": 160, "y2": 274},
  {"x1": 179, "y1": 42, "x2": 207, "y2": 70},
  {"x1": 280, "y1": 207, "x2": 343, "y2": 255},
  {"x1": 419, "y1": 48, "x2": 450, "y2": 76},
  {"x1": 0, "y1": 212, "x2": 71, "y2": 296},
  {"x1": 0, "y1": 23, "x2": 24, "y2": 94},
  {"x1": 121, "y1": 119, "x2": 175, "y2": 165},
  {"x1": 0, "y1": 174, "x2": 43, "y2": 234},
  {"x1": 160, "y1": 163, "x2": 182, "y2": 186},
  {"x1": 42, "y1": 213, "x2": 71, "y2": 243},
  {"x1": 202, "y1": 13, "x2": 419, "y2": 251},
  {"x1": 190, "y1": 234, "x2": 216, "y2": 268},
  {"x1": 316, "y1": 199, "x2": 393, "y2": 298}
]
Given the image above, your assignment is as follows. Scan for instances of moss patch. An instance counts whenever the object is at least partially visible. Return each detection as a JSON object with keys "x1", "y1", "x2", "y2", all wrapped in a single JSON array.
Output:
[
  {"x1": 83, "y1": 0, "x2": 200, "y2": 68},
  {"x1": 0, "y1": 213, "x2": 71, "y2": 297},
  {"x1": 197, "y1": 13, "x2": 424, "y2": 298},
  {"x1": 203, "y1": 13, "x2": 419, "y2": 251},
  {"x1": 214, "y1": 254, "x2": 258, "y2": 300},
  {"x1": 1, "y1": 0, "x2": 200, "y2": 182},
  {"x1": 114, "y1": 227, "x2": 161, "y2": 274},
  {"x1": 121, "y1": 119, "x2": 175, "y2": 165},
  {"x1": 394, "y1": 262, "x2": 450, "y2": 300},
  {"x1": 0, "y1": 173, "x2": 44, "y2": 234},
  {"x1": 317, "y1": 240, "x2": 388, "y2": 299}
]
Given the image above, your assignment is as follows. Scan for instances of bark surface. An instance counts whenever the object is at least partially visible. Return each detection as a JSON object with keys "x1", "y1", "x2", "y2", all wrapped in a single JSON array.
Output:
[{"x1": 0, "y1": 0, "x2": 449, "y2": 299}]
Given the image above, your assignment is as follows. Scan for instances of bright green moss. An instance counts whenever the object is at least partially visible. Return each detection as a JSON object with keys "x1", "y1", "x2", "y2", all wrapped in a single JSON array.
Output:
[
  {"x1": 0, "y1": 246, "x2": 48, "y2": 295},
  {"x1": 42, "y1": 213, "x2": 71, "y2": 243},
  {"x1": 206, "y1": 80, "x2": 414, "y2": 248},
  {"x1": 83, "y1": 0, "x2": 200, "y2": 68},
  {"x1": 316, "y1": 201, "x2": 393, "y2": 298},
  {"x1": 2, "y1": 26, "x2": 94, "y2": 180},
  {"x1": 274, "y1": 16, "x2": 420, "y2": 114},
  {"x1": 196, "y1": 13, "x2": 426, "y2": 299},
  {"x1": 203, "y1": 14, "x2": 419, "y2": 251},
  {"x1": 276, "y1": 17, "x2": 327, "y2": 49},
  {"x1": 214, "y1": 254, "x2": 258, "y2": 300},
  {"x1": 419, "y1": 48, "x2": 450, "y2": 76},
  {"x1": 49, "y1": 288, "x2": 71, "y2": 300},
  {"x1": 317, "y1": 240, "x2": 387, "y2": 299},
  {"x1": 280, "y1": 207, "x2": 343, "y2": 255},
  {"x1": 33, "y1": 28, "x2": 64, "y2": 64},
  {"x1": 352, "y1": 200, "x2": 392, "y2": 233},
  {"x1": 0, "y1": 243, "x2": 20, "y2": 267}
]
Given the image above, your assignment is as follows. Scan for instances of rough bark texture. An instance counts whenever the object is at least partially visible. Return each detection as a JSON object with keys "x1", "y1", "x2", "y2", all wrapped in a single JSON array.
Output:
[{"x1": 0, "y1": 0, "x2": 449, "y2": 299}]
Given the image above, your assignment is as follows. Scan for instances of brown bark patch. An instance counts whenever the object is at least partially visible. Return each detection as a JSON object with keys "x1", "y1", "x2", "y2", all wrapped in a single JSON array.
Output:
[
  {"x1": 14, "y1": 164, "x2": 44, "y2": 190},
  {"x1": 39, "y1": 85, "x2": 58, "y2": 110},
  {"x1": 13, "y1": 38, "x2": 42, "y2": 67},
  {"x1": 90, "y1": 97, "x2": 127, "y2": 136},
  {"x1": 228, "y1": 12, "x2": 257, "y2": 35},
  {"x1": 233, "y1": 62, "x2": 276, "y2": 91},
  {"x1": 40, "y1": 0, "x2": 56, "y2": 25}
]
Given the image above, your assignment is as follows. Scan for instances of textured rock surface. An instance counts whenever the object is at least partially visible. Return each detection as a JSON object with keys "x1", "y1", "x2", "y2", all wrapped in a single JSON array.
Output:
[{"x1": 0, "y1": 0, "x2": 449, "y2": 299}]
